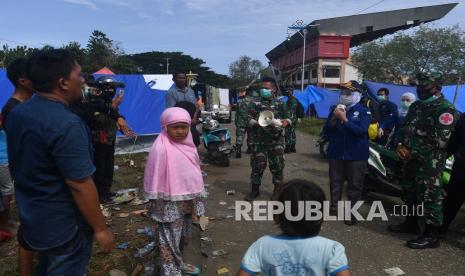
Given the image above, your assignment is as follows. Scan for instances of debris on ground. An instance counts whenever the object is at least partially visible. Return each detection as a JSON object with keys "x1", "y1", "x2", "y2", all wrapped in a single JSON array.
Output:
[
  {"x1": 132, "y1": 209, "x2": 148, "y2": 216},
  {"x1": 217, "y1": 267, "x2": 230, "y2": 274},
  {"x1": 219, "y1": 201, "x2": 227, "y2": 206},
  {"x1": 384, "y1": 267, "x2": 406, "y2": 276},
  {"x1": 113, "y1": 188, "x2": 138, "y2": 204},
  {"x1": 117, "y1": 243, "x2": 129, "y2": 249},
  {"x1": 199, "y1": 216, "x2": 209, "y2": 231},
  {"x1": 100, "y1": 205, "x2": 111, "y2": 218},
  {"x1": 211, "y1": 249, "x2": 228, "y2": 256},
  {"x1": 226, "y1": 190, "x2": 235, "y2": 195},
  {"x1": 112, "y1": 207, "x2": 121, "y2": 211},
  {"x1": 202, "y1": 171, "x2": 208, "y2": 177},
  {"x1": 130, "y1": 264, "x2": 143, "y2": 276},
  {"x1": 116, "y1": 212, "x2": 130, "y2": 218},
  {"x1": 109, "y1": 269, "x2": 127, "y2": 276},
  {"x1": 114, "y1": 165, "x2": 120, "y2": 171},
  {"x1": 136, "y1": 226, "x2": 154, "y2": 237},
  {"x1": 227, "y1": 205, "x2": 235, "y2": 210},
  {"x1": 130, "y1": 197, "x2": 149, "y2": 206},
  {"x1": 134, "y1": 241, "x2": 156, "y2": 258},
  {"x1": 143, "y1": 263, "x2": 155, "y2": 276}
]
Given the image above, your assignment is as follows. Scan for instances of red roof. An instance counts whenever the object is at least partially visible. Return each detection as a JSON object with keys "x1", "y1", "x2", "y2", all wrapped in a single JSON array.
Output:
[{"x1": 94, "y1": 67, "x2": 115, "y2": 75}]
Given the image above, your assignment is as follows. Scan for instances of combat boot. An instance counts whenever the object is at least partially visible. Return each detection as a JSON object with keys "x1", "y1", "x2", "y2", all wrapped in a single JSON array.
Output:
[
  {"x1": 407, "y1": 224, "x2": 440, "y2": 249},
  {"x1": 245, "y1": 186, "x2": 260, "y2": 201},
  {"x1": 387, "y1": 216, "x2": 420, "y2": 234},
  {"x1": 290, "y1": 144, "x2": 296, "y2": 153}
]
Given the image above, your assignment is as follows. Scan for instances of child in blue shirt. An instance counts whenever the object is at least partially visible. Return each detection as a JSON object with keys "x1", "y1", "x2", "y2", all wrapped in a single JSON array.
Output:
[{"x1": 237, "y1": 179, "x2": 351, "y2": 276}]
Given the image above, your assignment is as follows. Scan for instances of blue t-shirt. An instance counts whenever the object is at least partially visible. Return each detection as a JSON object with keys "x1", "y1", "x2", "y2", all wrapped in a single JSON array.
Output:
[
  {"x1": 6, "y1": 95, "x2": 95, "y2": 250},
  {"x1": 0, "y1": 130, "x2": 8, "y2": 164},
  {"x1": 241, "y1": 235, "x2": 349, "y2": 276}
]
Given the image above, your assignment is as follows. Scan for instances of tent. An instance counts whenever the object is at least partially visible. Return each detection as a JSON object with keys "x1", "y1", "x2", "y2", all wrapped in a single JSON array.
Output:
[
  {"x1": 0, "y1": 68, "x2": 15, "y2": 107},
  {"x1": 94, "y1": 67, "x2": 115, "y2": 75},
  {"x1": 365, "y1": 81, "x2": 465, "y2": 113},
  {"x1": 0, "y1": 69, "x2": 173, "y2": 135}
]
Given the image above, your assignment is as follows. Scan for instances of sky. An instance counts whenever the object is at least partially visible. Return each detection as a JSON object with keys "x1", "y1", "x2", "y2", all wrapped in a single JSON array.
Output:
[{"x1": 1, "y1": 0, "x2": 464, "y2": 75}]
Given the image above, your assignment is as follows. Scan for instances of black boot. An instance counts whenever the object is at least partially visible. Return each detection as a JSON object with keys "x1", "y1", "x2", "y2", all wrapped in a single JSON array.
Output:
[
  {"x1": 246, "y1": 146, "x2": 252, "y2": 154},
  {"x1": 235, "y1": 145, "x2": 242, "y2": 158},
  {"x1": 245, "y1": 186, "x2": 260, "y2": 201},
  {"x1": 290, "y1": 144, "x2": 296, "y2": 153},
  {"x1": 407, "y1": 225, "x2": 440, "y2": 249},
  {"x1": 284, "y1": 145, "x2": 290, "y2": 153}
]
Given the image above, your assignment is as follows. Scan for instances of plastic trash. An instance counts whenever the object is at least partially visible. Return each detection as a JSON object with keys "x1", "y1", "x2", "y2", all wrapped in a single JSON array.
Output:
[
  {"x1": 143, "y1": 263, "x2": 155, "y2": 276},
  {"x1": 117, "y1": 243, "x2": 129, "y2": 249},
  {"x1": 134, "y1": 241, "x2": 156, "y2": 258},
  {"x1": 384, "y1": 267, "x2": 406, "y2": 276},
  {"x1": 211, "y1": 249, "x2": 228, "y2": 256}
]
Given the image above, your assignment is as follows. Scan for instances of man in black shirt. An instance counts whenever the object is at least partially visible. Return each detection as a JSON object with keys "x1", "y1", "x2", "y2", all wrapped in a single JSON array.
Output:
[{"x1": 2, "y1": 58, "x2": 34, "y2": 126}]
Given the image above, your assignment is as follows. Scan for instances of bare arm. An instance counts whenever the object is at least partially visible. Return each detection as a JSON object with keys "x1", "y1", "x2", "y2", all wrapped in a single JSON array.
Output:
[
  {"x1": 337, "y1": 269, "x2": 351, "y2": 276},
  {"x1": 236, "y1": 269, "x2": 253, "y2": 276},
  {"x1": 66, "y1": 176, "x2": 114, "y2": 252}
]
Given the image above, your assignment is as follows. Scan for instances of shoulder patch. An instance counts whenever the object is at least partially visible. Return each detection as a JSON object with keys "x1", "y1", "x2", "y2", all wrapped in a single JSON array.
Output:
[{"x1": 439, "y1": 112, "x2": 454, "y2": 126}]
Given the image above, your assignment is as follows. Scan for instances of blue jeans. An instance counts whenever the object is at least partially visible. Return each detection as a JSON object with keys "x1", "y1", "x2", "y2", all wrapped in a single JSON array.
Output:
[{"x1": 35, "y1": 228, "x2": 94, "y2": 276}]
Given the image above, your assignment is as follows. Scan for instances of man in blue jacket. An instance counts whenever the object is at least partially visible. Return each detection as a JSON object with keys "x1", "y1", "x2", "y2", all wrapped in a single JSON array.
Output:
[{"x1": 323, "y1": 81, "x2": 371, "y2": 225}]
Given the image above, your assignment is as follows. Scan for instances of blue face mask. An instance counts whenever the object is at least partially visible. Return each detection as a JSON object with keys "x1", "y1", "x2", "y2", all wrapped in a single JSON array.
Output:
[
  {"x1": 377, "y1": 95, "x2": 386, "y2": 101},
  {"x1": 260, "y1": 88, "x2": 272, "y2": 98}
]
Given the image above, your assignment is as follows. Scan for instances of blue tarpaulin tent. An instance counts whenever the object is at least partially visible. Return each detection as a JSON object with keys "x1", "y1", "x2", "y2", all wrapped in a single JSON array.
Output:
[
  {"x1": 293, "y1": 86, "x2": 325, "y2": 113},
  {"x1": 0, "y1": 69, "x2": 168, "y2": 135},
  {"x1": 312, "y1": 88, "x2": 340, "y2": 119},
  {"x1": 365, "y1": 81, "x2": 465, "y2": 113}
]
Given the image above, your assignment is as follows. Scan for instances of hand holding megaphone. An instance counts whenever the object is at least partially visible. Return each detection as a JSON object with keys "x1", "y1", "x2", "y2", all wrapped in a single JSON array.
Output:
[{"x1": 258, "y1": 111, "x2": 283, "y2": 128}]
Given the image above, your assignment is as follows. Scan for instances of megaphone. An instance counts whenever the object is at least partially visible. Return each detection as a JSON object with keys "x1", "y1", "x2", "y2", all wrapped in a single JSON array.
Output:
[{"x1": 258, "y1": 110, "x2": 282, "y2": 127}]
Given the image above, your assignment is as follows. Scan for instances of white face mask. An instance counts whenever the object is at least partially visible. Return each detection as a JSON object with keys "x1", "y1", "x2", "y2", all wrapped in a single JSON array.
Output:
[{"x1": 340, "y1": 95, "x2": 354, "y2": 107}]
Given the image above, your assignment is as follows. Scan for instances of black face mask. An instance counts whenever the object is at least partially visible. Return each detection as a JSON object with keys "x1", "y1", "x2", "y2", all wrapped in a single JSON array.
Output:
[{"x1": 416, "y1": 86, "x2": 434, "y2": 101}]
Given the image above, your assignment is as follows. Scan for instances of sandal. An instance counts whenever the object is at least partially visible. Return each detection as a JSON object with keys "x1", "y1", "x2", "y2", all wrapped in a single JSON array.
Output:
[{"x1": 182, "y1": 263, "x2": 200, "y2": 275}]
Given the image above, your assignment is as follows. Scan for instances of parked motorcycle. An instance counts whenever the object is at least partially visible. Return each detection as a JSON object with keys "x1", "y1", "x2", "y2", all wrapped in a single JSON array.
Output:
[
  {"x1": 366, "y1": 141, "x2": 453, "y2": 196},
  {"x1": 198, "y1": 111, "x2": 233, "y2": 167}
]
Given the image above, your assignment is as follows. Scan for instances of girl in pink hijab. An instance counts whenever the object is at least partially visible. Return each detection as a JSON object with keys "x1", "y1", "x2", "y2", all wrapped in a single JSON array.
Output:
[{"x1": 144, "y1": 107, "x2": 204, "y2": 276}]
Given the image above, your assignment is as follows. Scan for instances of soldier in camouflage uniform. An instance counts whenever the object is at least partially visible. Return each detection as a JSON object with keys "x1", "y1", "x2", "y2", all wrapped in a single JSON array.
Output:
[
  {"x1": 284, "y1": 87, "x2": 299, "y2": 153},
  {"x1": 234, "y1": 89, "x2": 251, "y2": 158},
  {"x1": 388, "y1": 72, "x2": 456, "y2": 249},
  {"x1": 244, "y1": 77, "x2": 291, "y2": 201}
]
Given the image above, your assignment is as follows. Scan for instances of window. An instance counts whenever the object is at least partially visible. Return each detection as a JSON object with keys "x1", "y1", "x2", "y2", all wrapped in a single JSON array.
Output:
[
  {"x1": 323, "y1": 66, "x2": 340, "y2": 78},
  {"x1": 311, "y1": 68, "x2": 318, "y2": 79}
]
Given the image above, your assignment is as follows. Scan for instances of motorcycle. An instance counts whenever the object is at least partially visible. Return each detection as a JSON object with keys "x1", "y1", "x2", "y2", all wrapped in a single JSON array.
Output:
[
  {"x1": 366, "y1": 141, "x2": 453, "y2": 196},
  {"x1": 198, "y1": 111, "x2": 233, "y2": 167},
  {"x1": 316, "y1": 132, "x2": 453, "y2": 196}
]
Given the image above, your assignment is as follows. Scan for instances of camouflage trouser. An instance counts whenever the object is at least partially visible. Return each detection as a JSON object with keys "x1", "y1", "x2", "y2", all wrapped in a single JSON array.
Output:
[
  {"x1": 401, "y1": 161, "x2": 445, "y2": 226},
  {"x1": 285, "y1": 126, "x2": 296, "y2": 146},
  {"x1": 250, "y1": 144, "x2": 285, "y2": 188},
  {"x1": 235, "y1": 126, "x2": 250, "y2": 150}
]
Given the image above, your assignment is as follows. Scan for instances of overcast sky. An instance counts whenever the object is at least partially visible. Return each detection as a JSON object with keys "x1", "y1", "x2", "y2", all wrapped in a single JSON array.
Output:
[{"x1": 1, "y1": 0, "x2": 464, "y2": 74}]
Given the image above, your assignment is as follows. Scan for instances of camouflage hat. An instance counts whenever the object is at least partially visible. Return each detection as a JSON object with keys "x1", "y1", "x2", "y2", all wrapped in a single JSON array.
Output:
[{"x1": 416, "y1": 72, "x2": 443, "y2": 87}]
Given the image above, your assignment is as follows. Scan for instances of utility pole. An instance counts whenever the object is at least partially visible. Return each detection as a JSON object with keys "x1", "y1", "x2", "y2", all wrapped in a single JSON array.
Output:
[{"x1": 165, "y1": 58, "x2": 170, "y2": 74}]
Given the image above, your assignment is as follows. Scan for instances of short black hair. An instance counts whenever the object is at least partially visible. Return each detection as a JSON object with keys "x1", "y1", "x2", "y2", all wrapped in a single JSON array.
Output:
[
  {"x1": 174, "y1": 101, "x2": 196, "y2": 119},
  {"x1": 26, "y1": 49, "x2": 78, "y2": 93},
  {"x1": 262, "y1": 76, "x2": 277, "y2": 87},
  {"x1": 6, "y1": 58, "x2": 28, "y2": 87},
  {"x1": 378, "y1": 87, "x2": 389, "y2": 96},
  {"x1": 172, "y1": 71, "x2": 186, "y2": 79},
  {"x1": 274, "y1": 179, "x2": 326, "y2": 238}
]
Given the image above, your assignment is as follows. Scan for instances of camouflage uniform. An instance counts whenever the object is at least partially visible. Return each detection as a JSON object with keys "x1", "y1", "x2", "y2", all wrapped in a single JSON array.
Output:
[
  {"x1": 246, "y1": 96, "x2": 290, "y2": 191},
  {"x1": 285, "y1": 96, "x2": 299, "y2": 150},
  {"x1": 235, "y1": 96, "x2": 251, "y2": 151},
  {"x1": 398, "y1": 94, "x2": 456, "y2": 226}
]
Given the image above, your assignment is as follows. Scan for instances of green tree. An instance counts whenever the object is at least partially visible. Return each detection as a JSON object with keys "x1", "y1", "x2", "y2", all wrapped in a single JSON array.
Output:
[
  {"x1": 352, "y1": 25, "x2": 465, "y2": 84},
  {"x1": 62, "y1": 41, "x2": 86, "y2": 67},
  {"x1": 229, "y1": 56, "x2": 264, "y2": 88},
  {"x1": 0, "y1": 45, "x2": 38, "y2": 67},
  {"x1": 85, "y1": 30, "x2": 119, "y2": 72}
]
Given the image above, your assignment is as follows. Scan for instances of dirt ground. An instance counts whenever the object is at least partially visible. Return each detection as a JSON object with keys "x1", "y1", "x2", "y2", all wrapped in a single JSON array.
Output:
[{"x1": 1, "y1": 123, "x2": 465, "y2": 275}]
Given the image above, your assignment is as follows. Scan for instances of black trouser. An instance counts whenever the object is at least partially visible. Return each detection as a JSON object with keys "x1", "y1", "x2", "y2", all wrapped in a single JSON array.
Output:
[
  {"x1": 93, "y1": 144, "x2": 115, "y2": 198},
  {"x1": 442, "y1": 161, "x2": 465, "y2": 231},
  {"x1": 329, "y1": 159, "x2": 367, "y2": 209}
]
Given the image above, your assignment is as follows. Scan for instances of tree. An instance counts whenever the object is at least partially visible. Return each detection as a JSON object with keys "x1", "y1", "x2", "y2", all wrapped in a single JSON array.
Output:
[
  {"x1": 352, "y1": 25, "x2": 465, "y2": 84},
  {"x1": 85, "y1": 30, "x2": 119, "y2": 72},
  {"x1": 62, "y1": 41, "x2": 86, "y2": 67},
  {"x1": 0, "y1": 45, "x2": 38, "y2": 67},
  {"x1": 229, "y1": 56, "x2": 264, "y2": 88}
]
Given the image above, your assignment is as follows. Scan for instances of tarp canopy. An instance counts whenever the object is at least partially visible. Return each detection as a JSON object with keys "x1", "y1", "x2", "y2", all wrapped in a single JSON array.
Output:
[
  {"x1": 0, "y1": 68, "x2": 15, "y2": 107},
  {"x1": 365, "y1": 81, "x2": 465, "y2": 113},
  {"x1": 94, "y1": 67, "x2": 115, "y2": 75},
  {"x1": 293, "y1": 85, "x2": 325, "y2": 113}
]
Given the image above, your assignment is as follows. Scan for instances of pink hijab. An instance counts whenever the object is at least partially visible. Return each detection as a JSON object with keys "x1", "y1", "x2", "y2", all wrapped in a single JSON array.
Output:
[{"x1": 144, "y1": 107, "x2": 204, "y2": 201}]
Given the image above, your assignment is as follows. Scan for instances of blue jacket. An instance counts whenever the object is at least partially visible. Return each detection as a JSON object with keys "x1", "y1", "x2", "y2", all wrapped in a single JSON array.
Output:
[{"x1": 323, "y1": 103, "x2": 371, "y2": 161}]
